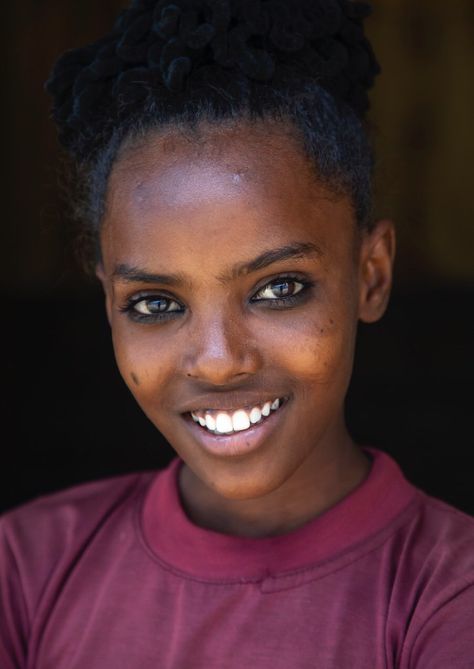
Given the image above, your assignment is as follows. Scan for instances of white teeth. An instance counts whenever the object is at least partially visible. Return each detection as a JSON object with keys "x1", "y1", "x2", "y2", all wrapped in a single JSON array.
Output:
[
  {"x1": 232, "y1": 410, "x2": 251, "y2": 432},
  {"x1": 190, "y1": 397, "x2": 285, "y2": 435},
  {"x1": 215, "y1": 413, "x2": 234, "y2": 434},
  {"x1": 249, "y1": 407, "x2": 262, "y2": 424},
  {"x1": 205, "y1": 414, "x2": 216, "y2": 431}
]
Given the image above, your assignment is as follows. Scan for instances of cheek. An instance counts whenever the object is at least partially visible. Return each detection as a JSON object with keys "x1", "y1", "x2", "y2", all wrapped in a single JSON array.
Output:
[
  {"x1": 111, "y1": 322, "x2": 177, "y2": 397},
  {"x1": 263, "y1": 308, "x2": 357, "y2": 388}
]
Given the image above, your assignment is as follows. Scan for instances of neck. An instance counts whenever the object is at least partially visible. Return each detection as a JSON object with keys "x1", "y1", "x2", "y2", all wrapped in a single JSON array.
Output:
[{"x1": 178, "y1": 428, "x2": 371, "y2": 539}]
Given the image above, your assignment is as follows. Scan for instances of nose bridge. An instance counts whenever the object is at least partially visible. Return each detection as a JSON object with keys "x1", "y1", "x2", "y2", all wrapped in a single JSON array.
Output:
[{"x1": 183, "y1": 300, "x2": 258, "y2": 382}]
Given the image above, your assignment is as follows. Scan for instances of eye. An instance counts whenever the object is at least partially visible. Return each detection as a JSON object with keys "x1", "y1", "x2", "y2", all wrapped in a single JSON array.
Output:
[
  {"x1": 252, "y1": 276, "x2": 306, "y2": 302},
  {"x1": 119, "y1": 294, "x2": 183, "y2": 322},
  {"x1": 133, "y1": 297, "x2": 181, "y2": 315}
]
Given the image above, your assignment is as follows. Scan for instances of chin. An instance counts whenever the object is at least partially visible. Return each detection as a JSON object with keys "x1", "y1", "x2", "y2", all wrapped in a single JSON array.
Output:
[{"x1": 194, "y1": 454, "x2": 295, "y2": 500}]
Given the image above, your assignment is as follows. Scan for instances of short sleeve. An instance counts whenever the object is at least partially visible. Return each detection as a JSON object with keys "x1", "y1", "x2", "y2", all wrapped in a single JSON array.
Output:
[
  {"x1": 0, "y1": 516, "x2": 28, "y2": 669},
  {"x1": 408, "y1": 583, "x2": 474, "y2": 668}
]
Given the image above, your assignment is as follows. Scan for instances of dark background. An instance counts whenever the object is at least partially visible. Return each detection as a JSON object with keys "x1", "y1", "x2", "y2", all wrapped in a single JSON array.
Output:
[{"x1": 3, "y1": 1, "x2": 473, "y2": 514}]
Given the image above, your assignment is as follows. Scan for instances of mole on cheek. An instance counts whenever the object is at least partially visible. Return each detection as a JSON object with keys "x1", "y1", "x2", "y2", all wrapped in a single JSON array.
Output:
[{"x1": 131, "y1": 372, "x2": 140, "y2": 386}]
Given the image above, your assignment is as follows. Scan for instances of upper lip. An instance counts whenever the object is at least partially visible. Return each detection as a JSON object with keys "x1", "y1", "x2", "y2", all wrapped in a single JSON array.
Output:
[{"x1": 179, "y1": 393, "x2": 288, "y2": 414}]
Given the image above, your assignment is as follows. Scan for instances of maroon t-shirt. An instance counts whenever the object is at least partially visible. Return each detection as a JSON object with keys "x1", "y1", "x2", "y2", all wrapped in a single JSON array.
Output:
[{"x1": 1, "y1": 448, "x2": 474, "y2": 668}]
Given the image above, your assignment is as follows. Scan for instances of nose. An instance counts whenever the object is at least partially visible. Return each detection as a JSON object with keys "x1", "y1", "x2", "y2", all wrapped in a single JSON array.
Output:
[{"x1": 182, "y1": 309, "x2": 261, "y2": 385}]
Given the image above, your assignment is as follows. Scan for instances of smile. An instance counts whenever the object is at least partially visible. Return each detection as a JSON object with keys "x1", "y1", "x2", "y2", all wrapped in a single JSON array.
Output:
[{"x1": 190, "y1": 397, "x2": 285, "y2": 436}]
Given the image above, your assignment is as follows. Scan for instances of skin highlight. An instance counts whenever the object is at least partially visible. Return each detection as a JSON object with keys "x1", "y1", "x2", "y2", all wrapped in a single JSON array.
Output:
[{"x1": 97, "y1": 121, "x2": 395, "y2": 538}]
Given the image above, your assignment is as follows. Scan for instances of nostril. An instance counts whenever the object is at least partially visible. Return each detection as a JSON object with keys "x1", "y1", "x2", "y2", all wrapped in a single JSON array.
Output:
[{"x1": 182, "y1": 336, "x2": 262, "y2": 384}]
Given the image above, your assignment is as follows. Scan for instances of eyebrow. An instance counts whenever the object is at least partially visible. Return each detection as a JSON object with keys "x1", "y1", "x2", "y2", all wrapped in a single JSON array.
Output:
[{"x1": 112, "y1": 241, "x2": 323, "y2": 287}]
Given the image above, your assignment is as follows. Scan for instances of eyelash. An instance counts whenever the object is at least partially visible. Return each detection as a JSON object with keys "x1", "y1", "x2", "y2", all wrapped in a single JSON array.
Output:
[{"x1": 119, "y1": 274, "x2": 315, "y2": 324}]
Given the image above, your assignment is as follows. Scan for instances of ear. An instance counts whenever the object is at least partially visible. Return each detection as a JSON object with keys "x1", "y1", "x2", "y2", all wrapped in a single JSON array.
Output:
[
  {"x1": 95, "y1": 262, "x2": 113, "y2": 327},
  {"x1": 358, "y1": 219, "x2": 396, "y2": 324}
]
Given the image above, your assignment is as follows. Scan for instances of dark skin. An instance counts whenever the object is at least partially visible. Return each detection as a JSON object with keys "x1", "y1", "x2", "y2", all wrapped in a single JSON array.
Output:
[{"x1": 97, "y1": 120, "x2": 395, "y2": 538}]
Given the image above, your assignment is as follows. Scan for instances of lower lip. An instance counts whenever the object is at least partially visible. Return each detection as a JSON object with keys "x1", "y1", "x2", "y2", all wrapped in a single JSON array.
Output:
[{"x1": 181, "y1": 399, "x2": 290, "y2": 458}]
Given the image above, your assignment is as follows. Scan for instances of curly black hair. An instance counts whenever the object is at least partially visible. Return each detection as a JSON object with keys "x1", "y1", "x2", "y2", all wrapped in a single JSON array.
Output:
[{"x1": 46, "y1": 0, "x2": 380, "y2": 271}]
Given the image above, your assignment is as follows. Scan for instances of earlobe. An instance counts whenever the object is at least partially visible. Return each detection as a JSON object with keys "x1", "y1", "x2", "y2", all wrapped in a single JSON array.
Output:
[
  {"x1": 95, "y1": 263, "x2": 113, "y2": 327},
  {"x1": 358, "y1": 219, "x2": 396, "y2": 324}
]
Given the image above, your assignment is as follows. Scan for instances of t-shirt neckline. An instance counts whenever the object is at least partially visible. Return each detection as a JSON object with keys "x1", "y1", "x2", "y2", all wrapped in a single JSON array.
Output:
[{"x1": 140, "y1": 447, "x2": 416, "y2": 582}]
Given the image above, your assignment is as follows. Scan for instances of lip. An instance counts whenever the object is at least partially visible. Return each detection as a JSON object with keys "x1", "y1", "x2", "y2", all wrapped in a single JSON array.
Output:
[
  {"x1": 178, "y1": 393, "x2": 289, "y2": 414},
  {"x1": 181, "y1": 397, "x2": 290, "y2": 458}
]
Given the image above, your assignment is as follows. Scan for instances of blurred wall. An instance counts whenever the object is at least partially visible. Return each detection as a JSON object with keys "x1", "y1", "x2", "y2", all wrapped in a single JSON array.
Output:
[{"x1": 370, "y1": 0, "x2": 474, "y2": 284}]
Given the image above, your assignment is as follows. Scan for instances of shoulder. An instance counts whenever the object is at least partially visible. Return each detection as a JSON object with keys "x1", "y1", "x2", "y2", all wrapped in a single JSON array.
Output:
[
  {"x1": 0, "y1": 471, "x2": 157, "y2": 667},
  {"x1": 361, "y1": 448, "x2": 474, "y2": 580},
  {"x1": 1, "y1": 470, "x2": 155, "y2": 546},
  {"x1": 391, "y1": 492, "x2": 474, "y2": 667},
  {"x1": 0, "y1": 471, "x2": 156, "y2": 606},
  {"x1": 388, "y1": 488, "x2": 474, "y2": 604},
  {"x1": 364, "y1": 449, "x2": 474, "y2": 579},
  {"x1": 407, "y1": 492, "x2": 474, "y2": 580}
]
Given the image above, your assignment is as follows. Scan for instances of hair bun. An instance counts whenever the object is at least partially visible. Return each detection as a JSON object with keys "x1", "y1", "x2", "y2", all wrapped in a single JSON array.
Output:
[{"x1": 46, "y1": 0, "x2": 380, "y2": 159}]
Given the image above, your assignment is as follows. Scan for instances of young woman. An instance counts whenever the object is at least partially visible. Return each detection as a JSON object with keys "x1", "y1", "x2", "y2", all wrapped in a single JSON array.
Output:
[{"x1": 1, "y1": 1, "x2": 473, "y2": 667}]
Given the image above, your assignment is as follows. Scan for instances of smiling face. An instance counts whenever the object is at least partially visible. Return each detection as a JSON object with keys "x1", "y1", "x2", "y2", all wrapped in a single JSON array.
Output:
[{"x1": 97, "y1": 119, "x2": 394, "y2": 533}]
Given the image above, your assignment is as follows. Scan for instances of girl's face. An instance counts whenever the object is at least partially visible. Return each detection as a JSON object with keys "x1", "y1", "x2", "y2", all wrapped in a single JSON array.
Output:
[{"x1": 98, "y1": 122, "x2": 394, "y2": 514}]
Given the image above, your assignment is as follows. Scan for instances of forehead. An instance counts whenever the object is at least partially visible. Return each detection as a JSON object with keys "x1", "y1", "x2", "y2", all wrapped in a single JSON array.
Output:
[
  {"x1": 108, "y1": 121, "x2": 314, "y2": 206},
  {"x1": 101, "y1": 121, "x2": 356, "y2": 268}
]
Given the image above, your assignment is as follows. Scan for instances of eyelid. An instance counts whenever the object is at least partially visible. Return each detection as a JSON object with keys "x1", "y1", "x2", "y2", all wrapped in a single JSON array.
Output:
[
  {"x1": 121, "y1": 290, "x2": 183, "y2": 307},
  {"x1": 123, "y1": 288, "x2": 180, "y2": 301}
]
